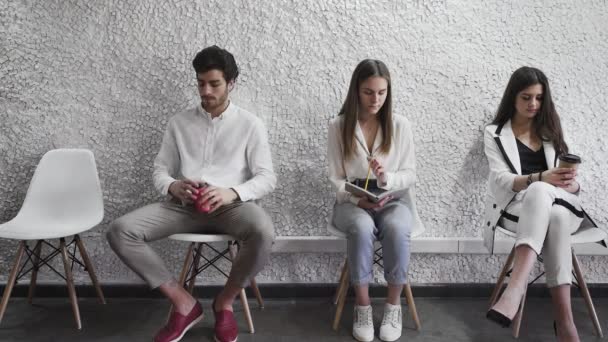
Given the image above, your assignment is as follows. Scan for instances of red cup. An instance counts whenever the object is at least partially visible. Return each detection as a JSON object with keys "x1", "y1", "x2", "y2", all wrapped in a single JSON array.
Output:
[{"x1": 193, "y1": 187, "x2": 211, "y2": 213}]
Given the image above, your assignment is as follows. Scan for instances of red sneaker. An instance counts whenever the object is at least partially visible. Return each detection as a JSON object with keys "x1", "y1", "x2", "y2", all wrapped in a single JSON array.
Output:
[
  {"x1": 154, "y1": 302, "x2": 203, "y2": 342},
  {"x1": 213, "y1": 300, "x2": 238, "y2": 342}
]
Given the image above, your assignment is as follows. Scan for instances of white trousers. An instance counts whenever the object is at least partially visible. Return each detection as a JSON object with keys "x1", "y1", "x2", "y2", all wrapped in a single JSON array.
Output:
[{"x1": 501, "y1": 182, "x2": 584, "y2": 288}]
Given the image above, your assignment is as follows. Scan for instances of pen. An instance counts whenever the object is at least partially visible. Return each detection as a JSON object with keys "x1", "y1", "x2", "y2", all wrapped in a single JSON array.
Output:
[{"x1": 364, "y1": 162, "x2": 372, "y2": 191}]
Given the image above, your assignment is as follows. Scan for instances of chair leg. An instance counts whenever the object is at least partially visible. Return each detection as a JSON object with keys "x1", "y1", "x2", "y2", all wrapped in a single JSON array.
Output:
[
  {"x1": 229, "y1": 242, "x2": 255, "y2": 333},
  {"x1": 489, "y1": 247, "x2": 516, "y2": 309},
  {"x1": 572, "y1": 251, "x2": 603, "y2": 337},
  {"x1": 239, "y1": 288, "x2": 254, "y2": 334},
  {"x1": 249, "y1": 278, "x2": 264, "y2": 309},
  {"x1": 60, "y1": 238, "x2": 82, "y2": 330},
  {"x1": 74, "y1": 235, "x2": 106, "y2": 305},
  {"x1": 187, "y1": 243, "x2": 203, "y2": 295},
  {"x1": 177, "y1": 243, "x2": 195, "y2": 288},
  {"x1": 167, "y1": 242, "x2": 196, "y2": 323},
  {"x1": 27, "y1": 240, "x2": 43, "y2": 304},
  {"x1": 333, "y1": 260, "x2": 348, "y2": 305},
  {"x1": 511, "y1": 283, "x2": 527, "y2": 338},
  {"x1": 332, "y1": 264, "x2": 350, "y2": 331},
  {"x1": 0, "y1": 241, "x2": 26, "y2": 324},
  {"x1": 403, "y1": 283, "x2": 421, "y2": 330}
]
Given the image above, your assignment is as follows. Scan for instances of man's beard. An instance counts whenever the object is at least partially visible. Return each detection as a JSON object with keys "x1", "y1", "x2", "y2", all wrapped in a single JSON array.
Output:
[{"x1": 201, "y1": 91, "x2": 228, "y2": 113}]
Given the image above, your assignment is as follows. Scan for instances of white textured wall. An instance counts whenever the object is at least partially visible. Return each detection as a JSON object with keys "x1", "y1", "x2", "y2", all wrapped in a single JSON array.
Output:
[{"x1": 1, "y1": 0, "x2": 608, "y2": 285}]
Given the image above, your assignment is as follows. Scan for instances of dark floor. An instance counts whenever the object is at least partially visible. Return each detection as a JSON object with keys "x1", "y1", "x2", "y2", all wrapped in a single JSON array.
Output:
[{"x1": 0, "y1": 297, "x2": 605, "y2": 341}]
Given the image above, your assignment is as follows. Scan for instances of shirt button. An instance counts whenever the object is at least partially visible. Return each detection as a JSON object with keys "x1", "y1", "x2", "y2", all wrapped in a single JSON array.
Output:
[
  {"x1": 493, "y1": 204, "x2": 497, "y2": 209},
  {"x1": 487, "y1": 221, "x2": 491, "y2": 226}
]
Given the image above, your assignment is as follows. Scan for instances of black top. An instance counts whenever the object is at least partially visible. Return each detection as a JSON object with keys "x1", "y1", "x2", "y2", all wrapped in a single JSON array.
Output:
[{"x1": 517, "y1": 139, "x2": 548, "y2": 175}]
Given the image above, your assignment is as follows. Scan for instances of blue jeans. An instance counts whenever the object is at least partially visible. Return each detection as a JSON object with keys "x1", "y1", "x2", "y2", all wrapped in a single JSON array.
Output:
[{"x1": 332, "y1": 200, "x2": 413, "y2": 285}]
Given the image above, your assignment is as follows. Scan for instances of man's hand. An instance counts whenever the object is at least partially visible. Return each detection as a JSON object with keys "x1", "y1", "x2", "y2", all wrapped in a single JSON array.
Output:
[
  {"x1": 196, "y1": 186, "x2": 238, "y2": 213},
  {"x1": 357, "y1": 196, "x2": 392, "y2": 210},
  {"x1": 168, "y1": 179, "x2": 201, "y2": 204}
]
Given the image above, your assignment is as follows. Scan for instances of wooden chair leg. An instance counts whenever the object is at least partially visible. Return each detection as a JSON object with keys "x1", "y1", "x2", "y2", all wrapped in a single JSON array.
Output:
[
  {"x1": 489, "y1": 247, "x2": 516, "y2": 309},
  {"x1": 404, "y1": 283, "x2": 421, "y2": 330},
  {"x1": 27, "y1": 240, "x2": 43, "y2": 304},
  {"x1": 187, "y1": 243, "x2": 203, "y2": 295},
  {"x1": 250, "y1": 278, "x2": 264, "y2": 309},
  {"x1": 332, "y1": 264, "x2": 350, "y2": 331},
  {"x1": 167, "y1": 242, "x2": 196, "y2": 322},
  {"x1": 178, "y1": 243, "x2": 195, "y2": 287},
  {"x1": 229, "y1": 242, "x2": 255, "y2": 333},
  {"x1": 572, "y1": 251, "x2": 603, "y2": 337},
  {"x1": 511, "y1": 283, "x2": 527, "y2": 338},
  {"x1": 60, "y1": 238, "x2": 82, "y2": 330},
  {"x1": 239, "y1": 288, "x2": 254, "y2": 334},
  {"x1": 333, "y1": 260, "x2": 348, "y2": 305},
  {"x1": 74, "y1": 235, "x2": 106, "y2": 305},
  {"x1": 0, "y1": 241, "x2": 26, "y2": 323}
]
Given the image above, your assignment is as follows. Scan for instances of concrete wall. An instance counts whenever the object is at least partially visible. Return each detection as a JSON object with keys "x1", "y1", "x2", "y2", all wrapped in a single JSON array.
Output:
[{"x1": 1, "y1": 0, "x2": 607, "y2": 286}]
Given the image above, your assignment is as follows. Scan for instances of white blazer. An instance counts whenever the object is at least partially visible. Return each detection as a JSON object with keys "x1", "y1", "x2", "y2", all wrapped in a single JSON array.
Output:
[
  {"x1": 327, "y1": 115, "x2": 425, "y2": 236},
  {"x1": 482, "y1": 119, "x2": 605, "y2": 253}
]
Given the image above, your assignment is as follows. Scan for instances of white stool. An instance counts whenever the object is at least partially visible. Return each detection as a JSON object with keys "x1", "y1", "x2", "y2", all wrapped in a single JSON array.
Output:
[{"x1": 168, "y1": 233, "x2": 264, "y2": 334}]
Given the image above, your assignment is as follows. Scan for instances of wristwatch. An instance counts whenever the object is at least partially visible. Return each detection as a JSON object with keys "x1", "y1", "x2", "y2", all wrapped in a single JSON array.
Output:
[{"x1": 526, "y1": 174, "x2": 533, "y2": 186}]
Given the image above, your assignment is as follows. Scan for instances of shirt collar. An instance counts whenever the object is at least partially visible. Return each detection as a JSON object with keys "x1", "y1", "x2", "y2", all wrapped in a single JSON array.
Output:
[{"x1": 198, "y1": 101, "x2": 233, "y2": 121}]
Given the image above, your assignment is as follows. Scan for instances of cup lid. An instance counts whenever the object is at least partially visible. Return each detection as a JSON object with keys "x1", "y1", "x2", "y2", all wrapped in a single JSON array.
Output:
[{"x1": 559, "y1": 153, "x2": 581, "y2": 164}]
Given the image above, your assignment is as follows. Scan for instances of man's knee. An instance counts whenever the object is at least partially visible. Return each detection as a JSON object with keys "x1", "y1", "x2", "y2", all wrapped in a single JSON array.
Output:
[
  {"x1": 247, "y1": 206, "x2": 275, "y2": 244},
  {"x1": 106, "y1": 216, "x2": 136, "y2": 251}
]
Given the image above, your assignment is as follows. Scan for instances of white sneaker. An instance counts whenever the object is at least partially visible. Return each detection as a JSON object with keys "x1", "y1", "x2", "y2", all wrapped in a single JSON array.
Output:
[
  {"x1": 352, "y1": 305, "x2": 374, "y2": 342},
  {"x1": 379, "y1": 303, "x2": 402, "y2": 341}
]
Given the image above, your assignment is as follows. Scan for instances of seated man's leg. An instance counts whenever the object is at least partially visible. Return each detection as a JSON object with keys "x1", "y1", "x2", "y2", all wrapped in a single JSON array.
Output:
[
  {"x1": 208, "y1": 201, "x2": 275, "y2": 308},
  {"x1": 107, "y1": 201, "x2": 207, "y2": 342}
]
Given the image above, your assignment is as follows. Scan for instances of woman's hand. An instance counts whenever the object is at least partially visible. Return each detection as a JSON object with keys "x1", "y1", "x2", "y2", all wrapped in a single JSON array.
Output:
[
  {"x1": 542, "y1": 167, "x2": 577, "y2": 188},
  {"x1": 357, "y1": 196, "x2": 392, "y2": 210},
  {"x1": 369, "y1": 158, "x2": 387, "y2": 186}
]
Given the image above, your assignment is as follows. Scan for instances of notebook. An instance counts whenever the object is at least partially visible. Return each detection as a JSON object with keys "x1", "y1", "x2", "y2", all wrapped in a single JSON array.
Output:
[{"x1": 345, "y1": 182, "x2": 409, "y2": 203}]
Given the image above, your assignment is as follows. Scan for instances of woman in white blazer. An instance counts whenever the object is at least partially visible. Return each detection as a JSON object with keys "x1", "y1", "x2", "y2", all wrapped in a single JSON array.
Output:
[
  {"x1": 327, "y1": 59, "x2": 424, "y2": 342},
  {"x1": 484, "y1": 66, "x2": 603, "y2": 341}
]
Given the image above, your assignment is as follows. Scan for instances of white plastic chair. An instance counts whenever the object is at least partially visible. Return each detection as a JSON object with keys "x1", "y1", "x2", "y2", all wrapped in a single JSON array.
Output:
[
  {"x1": 488, "y1": 225, "x2": 606, "y2": 338},
  {"x1": 167, "y1": 233, "x2": 264, "y2": 334},
  {"x1": 0, "y1": 149, "x2": 106, "y2": 330},
  {"x1": 328, "y1": 223, "x2": 422, "y2": 332}
]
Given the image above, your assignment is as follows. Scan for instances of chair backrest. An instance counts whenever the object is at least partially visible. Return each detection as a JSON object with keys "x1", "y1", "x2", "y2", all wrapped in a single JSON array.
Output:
[{"x1": 15, "y1": 149, "x2": 104, "y2": 227}]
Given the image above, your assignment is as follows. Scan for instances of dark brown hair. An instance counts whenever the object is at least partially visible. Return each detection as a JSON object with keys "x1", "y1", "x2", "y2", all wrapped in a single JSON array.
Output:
[
  {"x1": 339, "y1": 59, "x2": 393, "y2": 159},
  {"x1": 492, "y1": 66, "x2": 568, "y2": 154}
]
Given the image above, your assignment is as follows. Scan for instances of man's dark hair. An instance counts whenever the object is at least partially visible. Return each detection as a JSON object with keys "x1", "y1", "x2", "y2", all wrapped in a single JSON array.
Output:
[{"x1": 192, "y1": 45, "x2": 239, "y2": 83}]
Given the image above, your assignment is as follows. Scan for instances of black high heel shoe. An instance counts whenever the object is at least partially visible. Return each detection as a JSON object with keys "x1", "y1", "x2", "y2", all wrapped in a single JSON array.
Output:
[{"x1": 486, "y1": 309, "x2": 512, "y2": 328}]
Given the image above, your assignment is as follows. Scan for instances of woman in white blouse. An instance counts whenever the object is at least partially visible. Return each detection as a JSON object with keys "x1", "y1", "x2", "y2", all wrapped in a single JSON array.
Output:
[{"x1": 327, "y1": 59, "x2": 423, "y2": 342}]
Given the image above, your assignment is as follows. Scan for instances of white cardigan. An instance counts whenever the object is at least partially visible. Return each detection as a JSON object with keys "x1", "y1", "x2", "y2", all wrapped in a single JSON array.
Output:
[
  {"x1": 327, "y1": 115, "x2": 425, "y2": 236},
  {"x1": 482, "y1": 119, "x2": 604, "y2": 252}
]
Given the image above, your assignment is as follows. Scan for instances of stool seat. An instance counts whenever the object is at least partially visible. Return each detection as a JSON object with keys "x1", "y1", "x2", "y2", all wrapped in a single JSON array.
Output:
[{"x1": 169, "y1": 233, "x2": 234, "y2": 243}]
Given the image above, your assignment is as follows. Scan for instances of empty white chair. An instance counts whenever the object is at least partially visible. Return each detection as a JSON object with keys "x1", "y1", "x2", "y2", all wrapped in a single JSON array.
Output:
[{"x1": 0, "y1": 149, "x2": 106, "y2": 330}]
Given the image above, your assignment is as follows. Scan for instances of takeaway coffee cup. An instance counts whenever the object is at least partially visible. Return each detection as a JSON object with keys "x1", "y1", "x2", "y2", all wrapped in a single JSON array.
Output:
[{"x1": 558, "y1": 153, "x2": 582, "y2": 169}]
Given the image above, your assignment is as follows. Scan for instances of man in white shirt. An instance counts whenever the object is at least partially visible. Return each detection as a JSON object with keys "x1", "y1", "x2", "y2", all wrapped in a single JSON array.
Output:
[{"x1": 107, "y1": 46, "x2": 276, "y2": 342}]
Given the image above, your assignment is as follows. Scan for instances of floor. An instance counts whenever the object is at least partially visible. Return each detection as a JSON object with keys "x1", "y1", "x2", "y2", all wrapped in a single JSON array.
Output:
[{"x1": 0, "y1": 297, "x2": 605, "y2": 341}]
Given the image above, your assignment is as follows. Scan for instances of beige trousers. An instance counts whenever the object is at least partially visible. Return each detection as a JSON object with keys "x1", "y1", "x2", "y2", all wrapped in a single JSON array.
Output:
[{"x1": 107, "y1": 200, "x2": 274, "y2": 289}]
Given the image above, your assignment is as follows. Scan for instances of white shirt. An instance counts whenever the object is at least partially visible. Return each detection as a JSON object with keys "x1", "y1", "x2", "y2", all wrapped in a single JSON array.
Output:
[
  {"x1": 152, "y1": 102, "x2": 276, "y2": 202},
  {"x1": 327, "y1": 115, "x2": 416, "y2": 204}
]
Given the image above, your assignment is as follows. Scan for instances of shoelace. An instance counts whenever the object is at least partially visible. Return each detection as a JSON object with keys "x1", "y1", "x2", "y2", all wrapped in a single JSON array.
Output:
[
  {"x1": 355, "y1": 307, "x2": 372, "y2": 328},
  {"x1": 381, "y1": 306, "x2": 401, "y2": 327}
]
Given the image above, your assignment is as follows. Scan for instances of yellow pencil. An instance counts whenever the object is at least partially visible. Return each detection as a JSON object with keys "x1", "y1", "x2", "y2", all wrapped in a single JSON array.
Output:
[{"x1": 364, "y1": 163, "x2": 372, "y2": 191}]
